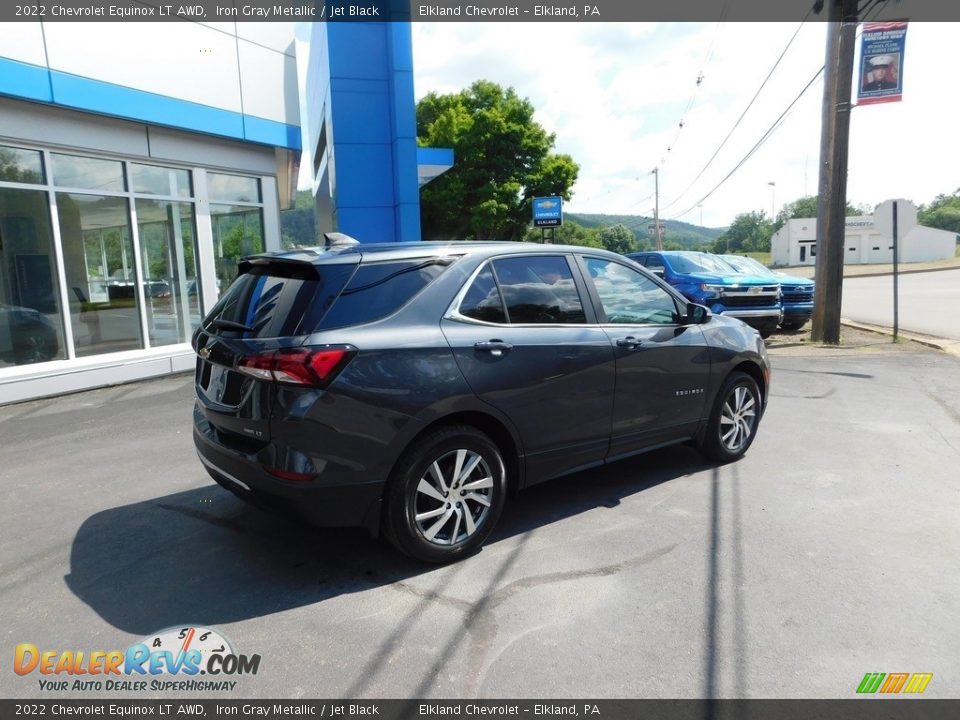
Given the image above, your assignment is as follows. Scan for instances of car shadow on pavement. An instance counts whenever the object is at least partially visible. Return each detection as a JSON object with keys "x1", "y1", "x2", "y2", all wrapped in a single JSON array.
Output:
[{"x1": 65, "y1": 445, "x2": 711, "y2": 635}]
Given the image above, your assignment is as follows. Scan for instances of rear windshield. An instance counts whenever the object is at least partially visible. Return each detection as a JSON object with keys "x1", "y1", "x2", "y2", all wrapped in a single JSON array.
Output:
[{"x1": 204, "y1": 257, "x2": 451, "y2": 338}]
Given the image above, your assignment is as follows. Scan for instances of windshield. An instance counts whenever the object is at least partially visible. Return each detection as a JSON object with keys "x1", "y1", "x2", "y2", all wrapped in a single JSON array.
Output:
[
  {"x1": 723, "y1": 256, "x2": 771, "y2": 275},
  {"x1": 668, "y1": 253, "x2": 738, "y2": 275}
]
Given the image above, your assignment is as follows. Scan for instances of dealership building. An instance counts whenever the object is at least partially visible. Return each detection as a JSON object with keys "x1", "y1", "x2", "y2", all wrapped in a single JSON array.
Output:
[
  {"x1": 0, "y1": 19, "x2": 449, "y2": 405},
  {"x1": 771, "y1": 202, "x2": 957, "y2": 267}
]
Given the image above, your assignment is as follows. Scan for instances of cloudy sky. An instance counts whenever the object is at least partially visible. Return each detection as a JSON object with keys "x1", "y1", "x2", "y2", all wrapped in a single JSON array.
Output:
[{"x1": 410, "y1": 21, "x2": 959, "y2": 228}]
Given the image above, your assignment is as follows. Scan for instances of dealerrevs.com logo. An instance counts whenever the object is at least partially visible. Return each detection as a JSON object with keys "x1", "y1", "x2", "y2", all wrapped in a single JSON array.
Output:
[
  {"x1": 14, "y1": 626, "x2": 261, "y2": 692},
  {"x1": 856, "y1": 672, "x2": 933, "y2": 695}
]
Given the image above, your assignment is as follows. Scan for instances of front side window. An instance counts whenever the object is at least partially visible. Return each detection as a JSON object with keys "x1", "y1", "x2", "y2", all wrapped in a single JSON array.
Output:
[
  {"x1": 584, "y1": 258, "x2": 681, "y2": 325},
  {"x1": 490, "y1": 255, "x2": 585, "y2": 324}
]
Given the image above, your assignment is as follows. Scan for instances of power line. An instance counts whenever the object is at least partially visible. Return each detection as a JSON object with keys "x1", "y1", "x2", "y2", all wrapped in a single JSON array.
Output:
[
  {"x1": 657, "y1": 12, "x2": 730, "y2": 168},
  {"x1": 660, "y1": 12, "x2": 814, "y2": 214},
  {"x1": 667, "y1": 65, "x2": 825, "y2": 221}
]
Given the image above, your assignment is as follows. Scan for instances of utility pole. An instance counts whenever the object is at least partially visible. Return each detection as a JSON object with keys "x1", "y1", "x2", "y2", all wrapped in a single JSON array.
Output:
[
  {"x1": 652, "y1": 167, "x2": 663, "y2": 251},
  {"x1": 811, "y1": 0, "x2": 858, "y2": 344}
]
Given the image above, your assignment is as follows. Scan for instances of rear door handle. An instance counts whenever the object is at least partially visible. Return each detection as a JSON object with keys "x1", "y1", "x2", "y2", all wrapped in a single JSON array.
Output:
[
  {"x1": 615, "y1": 336, "x2": 643, "y2": 350},
  {"x1": 474, "y1": 340, "x2": 513, "y2": 357}
]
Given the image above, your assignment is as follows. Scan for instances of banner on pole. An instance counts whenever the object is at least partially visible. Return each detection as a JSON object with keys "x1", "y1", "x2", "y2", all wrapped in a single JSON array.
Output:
[{"x1": 857, "y1": 21, "x2": 908, "y2": 106}]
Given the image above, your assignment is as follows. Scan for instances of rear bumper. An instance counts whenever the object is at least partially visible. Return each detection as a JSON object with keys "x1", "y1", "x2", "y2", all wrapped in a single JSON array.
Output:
[{"x1": 193, "y1": 411, "x2": 384, "y2": 531}]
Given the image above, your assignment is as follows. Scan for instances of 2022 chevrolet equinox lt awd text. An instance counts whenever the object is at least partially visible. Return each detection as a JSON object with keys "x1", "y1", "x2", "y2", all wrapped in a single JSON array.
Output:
[{"x1": 192, "y1": 242, "x2": 770, "y2": 563}]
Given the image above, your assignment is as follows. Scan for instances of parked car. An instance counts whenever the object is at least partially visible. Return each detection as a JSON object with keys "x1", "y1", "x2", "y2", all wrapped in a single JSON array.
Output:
[
  {"x1": 720, "y1": 255, "x2": 815, "y2": 331},
  {"x1": 192, "y1": 241, "x2": 770, "y2": 562},
  {"x1": 628, "y1": 251, "x2": 782, "y2": 339},
  {"x1": 0, "y1": 304, "x2": 59, "y2": 365}
]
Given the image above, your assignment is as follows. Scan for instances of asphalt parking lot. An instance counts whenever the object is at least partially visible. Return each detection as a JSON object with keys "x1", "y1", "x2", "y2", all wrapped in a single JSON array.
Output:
[{"x1": 2, "y1": 331, "x2": 959, "y2": 699}]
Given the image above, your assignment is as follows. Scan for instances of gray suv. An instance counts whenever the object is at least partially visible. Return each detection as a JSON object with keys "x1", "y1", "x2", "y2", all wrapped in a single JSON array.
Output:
[{"x1": 192, "y1": 241, "x2": 770, "y2": 562}]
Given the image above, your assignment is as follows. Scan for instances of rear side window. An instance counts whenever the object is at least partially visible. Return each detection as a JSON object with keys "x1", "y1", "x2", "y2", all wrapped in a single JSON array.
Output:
[
  {"x1": 491, "y1": 255, "x2": 586, "y2": 324},
  {"x1": 205, "y1": 263, "x2": 355, "y2": 338},
  {"x1": 458, "y1": 265, "x2": 507, "y2": 324},
  {"x1": 318, "y1": 258, "x2": 451, "y2": 330}
]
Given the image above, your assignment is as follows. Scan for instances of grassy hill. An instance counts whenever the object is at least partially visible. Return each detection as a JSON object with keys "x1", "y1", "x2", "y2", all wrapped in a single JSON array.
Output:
[{"x1": 567, "y1": 213, "x2": 724, "y2": 250}]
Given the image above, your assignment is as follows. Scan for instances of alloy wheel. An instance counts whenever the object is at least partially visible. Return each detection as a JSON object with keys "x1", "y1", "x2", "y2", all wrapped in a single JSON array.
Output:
[
  {"x1": 413, "y1": 448, "x2": 494, "y2": 547},
  {"x1": 719, "y1": 385, "x2": 757, "y2": 453}
]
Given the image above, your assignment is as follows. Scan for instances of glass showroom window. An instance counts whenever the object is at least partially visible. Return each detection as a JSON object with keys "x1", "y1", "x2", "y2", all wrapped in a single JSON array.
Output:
[
  {"x1": 131, "y1": 163, "x2": 199, "y2": 347},
  {"x1": 0, "y1": 146, "x2": 66, "y2": 367},
  {"x1": 209, "y1": 172, "x2": 264, "y2": 296},
  {"x1": 53, "y1": 150, "x2": 144, "y2": 357}
]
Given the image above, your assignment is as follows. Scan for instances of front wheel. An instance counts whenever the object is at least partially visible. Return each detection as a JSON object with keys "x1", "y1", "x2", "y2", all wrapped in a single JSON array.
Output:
[
  {"x1": 698, "y1": 372, "x2": 762, "y2": 463},
  {"x1": 383, "y1": 425, "x2": 506, "y2": 563}
]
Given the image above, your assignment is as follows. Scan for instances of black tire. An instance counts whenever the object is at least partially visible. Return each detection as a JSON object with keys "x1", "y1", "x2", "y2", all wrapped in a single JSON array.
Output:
[
  {"x1": 13, "y1": 323, "x2": 58, "y2": 364},
  {"x1": 383, "y1": 425, "x2": 506, "y2": 563},
  {"x1": 759, "y1": 328, "x2": 774, "y2": 339},
  {"x1": 697, "y1": 371, "x2": 762, "y2": 463}
]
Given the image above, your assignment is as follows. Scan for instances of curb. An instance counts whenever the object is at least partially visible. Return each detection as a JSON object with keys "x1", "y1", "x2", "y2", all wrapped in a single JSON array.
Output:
[{"x1": 840, "y1": 319, "x2": 960, "y2": 357}]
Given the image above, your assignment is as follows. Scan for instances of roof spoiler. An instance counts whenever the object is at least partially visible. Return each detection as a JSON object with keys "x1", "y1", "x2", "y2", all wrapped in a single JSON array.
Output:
[{"x1": 323, "y1": 232, "x2": 360, "y2": 248}]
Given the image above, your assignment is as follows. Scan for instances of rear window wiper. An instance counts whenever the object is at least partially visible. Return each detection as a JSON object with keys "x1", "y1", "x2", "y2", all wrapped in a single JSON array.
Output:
[{"x1": 207, "y1": 318, "x2": 254, "y2": 333}]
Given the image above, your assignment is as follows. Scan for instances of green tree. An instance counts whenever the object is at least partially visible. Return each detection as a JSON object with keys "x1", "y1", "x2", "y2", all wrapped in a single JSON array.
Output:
[
  {"x1": 772, "y1": 195, "x2": 863, "y2": 234},
  {"x1": 522, "y1": 220, "x2": 602, "y2": 248},
  {"x1": 918, "y1": 189, "x2": 960, "y2": 234},
  {"x1": 712, "y1": 211, "x2": 772, "y2": 254},
  {"x1": 417, "y1": 80, "x2": 579, "y2": 241},
  {"x1": 597, "y1": 223, "x2": 637, "y2": 255}
]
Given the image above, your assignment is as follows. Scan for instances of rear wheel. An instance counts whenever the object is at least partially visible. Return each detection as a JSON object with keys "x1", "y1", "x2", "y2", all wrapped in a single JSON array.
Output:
[
  {"x1": 698, "y1": 371, "x2": 762, "y2": 463},
  {"x1": 383, "y1": 425, "x2": 506, "y2": 563}
]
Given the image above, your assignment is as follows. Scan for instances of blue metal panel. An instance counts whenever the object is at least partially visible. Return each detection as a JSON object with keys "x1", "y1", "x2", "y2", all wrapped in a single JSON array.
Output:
[
  {"x1": 244, "y1": 115, "x2": 302, "y2": 151},
  {"x1": 312, "y1": 21, "x2": 425, "y2": 242},
  {"x1": 334, "y1": 143, "x2": 395, "y2": 207},
  {"x1": 328, "y1": 25, "x2": 388, "y2": 80},
  {"x1": 51, "y1": 70, "x2": 246, "y2": 138},
  {"x1": 329, "y1": 84, "x2": 391, "y2": 144},
  {"x1": 337, "y1": 206, "x2": 397, "y2": 243},
  {"x1": 394, "y1": 141, "x2": 420, "y2": 205},
  {"x1": 0, "y1": 57, "x2": 52, "y2": 102},
  {"x1": 0, "y1": 58, "x2": 301, "y2": 150},
  {"x1": 416, "y1": 147, "x2": 455, "y2": 167}
]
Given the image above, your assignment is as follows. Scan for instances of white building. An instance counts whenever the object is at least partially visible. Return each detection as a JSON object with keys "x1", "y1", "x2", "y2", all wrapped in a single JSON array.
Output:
[
  {"x1": 0, "y1": 22, "x2": 300, "y2": 404},
  {"x1": 771, "y1": 202, "x2": 957, "y2": 267}
]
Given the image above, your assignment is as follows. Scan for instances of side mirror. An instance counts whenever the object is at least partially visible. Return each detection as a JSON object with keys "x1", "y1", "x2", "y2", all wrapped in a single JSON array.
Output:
[
  {"x1": 686, "y1": 303, "x2": 711, "y2": 324},
  {"x1": 652, "y1": 269, "x2": 665, "y2": 278}
]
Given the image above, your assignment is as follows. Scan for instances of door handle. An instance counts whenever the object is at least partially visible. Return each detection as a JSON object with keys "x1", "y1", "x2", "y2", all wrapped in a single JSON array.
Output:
[
  {"x1": 615, "y1": 336, "x2": 642, "y2": 350},
  {"x1": 474, "y1": 340, "x2": 513, "y2": 357}
]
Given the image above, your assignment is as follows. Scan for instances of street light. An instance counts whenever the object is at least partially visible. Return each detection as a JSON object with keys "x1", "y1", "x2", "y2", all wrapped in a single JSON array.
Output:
[{"x1": 767, "y1": 181, "x2": 776, "y2": 219}]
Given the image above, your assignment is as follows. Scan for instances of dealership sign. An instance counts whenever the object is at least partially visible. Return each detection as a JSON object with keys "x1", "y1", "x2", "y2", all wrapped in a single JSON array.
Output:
[
  {"x1": 857, "y1": 21, "x2": 908, "y2": 106},
  {"x1": 533, "y1": 196, "x2": 563, "y2": 227}
]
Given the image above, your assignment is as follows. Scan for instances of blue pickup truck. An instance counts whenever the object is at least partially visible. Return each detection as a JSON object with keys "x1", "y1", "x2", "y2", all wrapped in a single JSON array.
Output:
[
  {"x1": 720, "y1": 255, "x2": 815, "y2": 331},
  {"x1": 628, "y1": 251, "x2": 782, "y2": 338}
]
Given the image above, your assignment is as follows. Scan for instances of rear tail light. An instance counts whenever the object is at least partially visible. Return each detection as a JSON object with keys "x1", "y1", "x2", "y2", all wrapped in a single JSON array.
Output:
[{"x1": 237, "y1": 346, "x2": 355, "y2": 387}]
